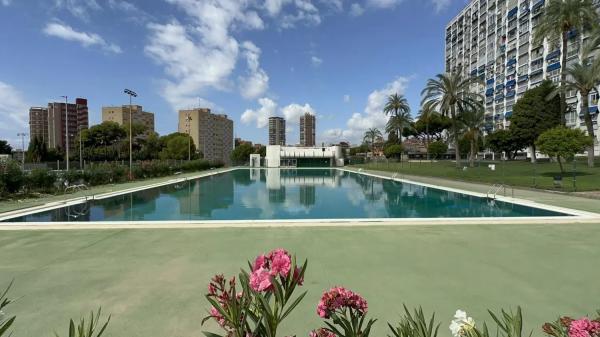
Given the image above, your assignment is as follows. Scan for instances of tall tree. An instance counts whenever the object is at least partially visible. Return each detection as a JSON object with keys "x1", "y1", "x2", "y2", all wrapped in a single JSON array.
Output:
[
  {"x1": 459, "y1": 106, "x2": 485, "y2": 167},
  {"x1": 26, "y1": 137, "x2": 48, "y2": 163},
  {"x1": 383, "y1": 93, "x2": 411, "y2": 143},
  {"x1": 421, "y1": 72, "x2": 482, "y2": 167},
  {"x1": 533, "y1": 0, "x2": 599, "y2": 124},
  {"x1": 557, "y1": 50, "x2": 600, "y2": 167},
  {"x1": 363, "y1": 128, "x2": 383, "y2": 152},
  {"x1": 159, "y1": 132, "x2": 196, "y2": 160},
  {"x1": 0, "y1": 140, "x2": 12, "y2": 154},
  {"x1": 385, "y1": 112, "x2": 413, "y2": 146},
  {"x1": 510, "y1": 80, "x2": 561, "y2": 163}
]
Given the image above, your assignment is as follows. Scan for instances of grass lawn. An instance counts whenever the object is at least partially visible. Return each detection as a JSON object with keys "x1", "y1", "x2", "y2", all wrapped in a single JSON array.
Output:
[
  {"x1": 353, "y1": 159, "x2": 600, "y2": 192},
  {"x1": 1, "y1": 225, "x2": 599, "y2": 337}
]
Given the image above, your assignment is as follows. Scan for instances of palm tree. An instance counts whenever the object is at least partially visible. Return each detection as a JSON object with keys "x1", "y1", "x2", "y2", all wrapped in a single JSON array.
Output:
[
  {"x1": 363, "y1": 128, "x2": 383, "y2": 153},
  {"x1": 421, "y1": 71, "x2": 482, "y2": 168},
  {"x1": 418, "y1": 102, "x2": 439, "y2": 159},
  {"x1": 533, "y1": 0, "x2": 599, "y2": 125},
  {"x1": 385, "y1": 112, "x2": 413, "y2": 146},
  {"x1": 459, "y1": 107, "x2": 485, "y2": 167},
  {"x1": 383, "y1": 93, "x2": 411, "y2": 142},
  {"x1": 559, "y1": 57, "x2": 600, "y2": 167}
]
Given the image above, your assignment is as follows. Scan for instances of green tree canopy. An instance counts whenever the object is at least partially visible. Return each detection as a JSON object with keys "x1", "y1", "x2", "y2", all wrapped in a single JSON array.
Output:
[
  {"x1": 509, "y1": 80, "x2": 561, "y2": 162},
  {"x1": 485, "y1": 129, "x2": 524, "y2": 160},
  {"x1": 383, "y1": 144, "x2": 404, "y2": 160},
  {"x1": 159, "y1": 132, "x2": 196, "y2": 160},
  {"x1": 427, "y1": 141, "x2": 448, "y2": 159},
  {"x1": 0, "y1": 140, "x2": 12, "y2": 154},
  {"x1": 231, "y1": 143, "x2": 255, "y2": 164},
  {"x1": 26, "y1": 137, "x2": 48, "y2": 163},
  {"x1": 536, "y1": 126, "x2": 592, "y2": 173}
]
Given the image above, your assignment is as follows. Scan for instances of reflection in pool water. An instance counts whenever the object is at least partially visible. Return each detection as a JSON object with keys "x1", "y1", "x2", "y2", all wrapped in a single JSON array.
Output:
[{"x1": 6, "y1": 168, "x2": 567, "y2": 222}]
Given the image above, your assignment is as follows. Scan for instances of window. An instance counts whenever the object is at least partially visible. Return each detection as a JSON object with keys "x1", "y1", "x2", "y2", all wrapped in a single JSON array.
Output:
[{"x1": 590, "y1": 91, "x2": 599, "y2": 107}]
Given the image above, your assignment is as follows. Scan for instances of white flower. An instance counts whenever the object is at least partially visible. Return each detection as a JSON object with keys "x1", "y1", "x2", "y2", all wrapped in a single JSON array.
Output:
[{"x1": 450, "y1": 310, "x2": 475, "y2": 337}]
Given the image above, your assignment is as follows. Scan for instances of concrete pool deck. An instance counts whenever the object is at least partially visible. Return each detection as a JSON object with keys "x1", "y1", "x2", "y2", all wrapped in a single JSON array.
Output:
[{"x1": 1, "y1": 166, "x2": 600, "y2": 228}]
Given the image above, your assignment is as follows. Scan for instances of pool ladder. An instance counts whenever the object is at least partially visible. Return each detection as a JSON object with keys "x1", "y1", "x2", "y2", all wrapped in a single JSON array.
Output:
[{"x1": 486, "y1": 183, "x2": 514, "y2": 200}]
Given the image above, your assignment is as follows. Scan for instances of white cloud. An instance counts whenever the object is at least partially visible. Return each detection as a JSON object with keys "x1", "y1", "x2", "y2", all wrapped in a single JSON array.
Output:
[
  {"x1": 349, "y1": 3, "x2": 365, "y2": 16},
  {"x1": 281, "y1": 103, "x2": 316, "y2": 124},
  {"x1": 145, "y1": 21, "x2": 237, "y2": 111},
  {"x1": 53, "y1": 0, "x2": 101, "y2": 21},
  {"x1": 324, "y1": 77, "x2": 411, "y2": 144},
  {"x1": 343, "y1": 94, "x2": 351, "y2": 103},
  {"x1": 241, "y1": 97, "x2": 278, "y2": 128},
  {"x1": 311, "y1": 56, "x2": 323, "y2": 67},
  {"x1": 43, "y1": 22, "x2": 122, "y2": 53},
  {"x1": 319, "y1": 0, "x2": 343, "y2": 11},
  {"x1": 0, "y1": 81, "x2": 29, "y2": 142},
  {"x1": 239, "y1": 41, "x2": 270, "y2": 99},
  {"x1": 281, "y1": 0, "x2": 322, "y2": 28},
  {"x1": 1, "y1": 0, "x2": 12, "y2": 6},
  {"x1": 366, "y1": 0, "x2": 403, "y2": 9},
  {"x1": 431, "y1": 0, "x2": 451, "y2": 12}
]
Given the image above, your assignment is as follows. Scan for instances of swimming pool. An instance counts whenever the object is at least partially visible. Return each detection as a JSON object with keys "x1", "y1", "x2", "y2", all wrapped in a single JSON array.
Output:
[{"x1": 1, "y1": 168, "x2": 569, "y2": 222}]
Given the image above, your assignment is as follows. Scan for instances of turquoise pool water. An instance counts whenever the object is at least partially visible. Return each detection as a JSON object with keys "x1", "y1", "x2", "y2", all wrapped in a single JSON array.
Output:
[{"x1": 5, "y1": 169, "x2": 567, "y2": 222}]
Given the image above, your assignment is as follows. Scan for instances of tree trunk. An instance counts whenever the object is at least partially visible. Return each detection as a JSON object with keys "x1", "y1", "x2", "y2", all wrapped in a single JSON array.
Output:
[
  {"x1": 530, "y1": 144, "x2": 536, "y2": 163},
  {"x1": 451, "y1": 105, "x2": 461, "y2": 168},
  {"x1": 559, "y1": 32, "x2": 568, "y2": 126},
  {"x1": 581, "y1": 90, "x2": 595, "y2": 168},
  {"x1": 469, "y1": 140, "x2": 475, "y2": 167},
  {"x1": 426, "y1": 122, "x2": 430, "y2": 160},
  {"x1": 557, "y1": 155, "x2": 564, "y2": 173}
]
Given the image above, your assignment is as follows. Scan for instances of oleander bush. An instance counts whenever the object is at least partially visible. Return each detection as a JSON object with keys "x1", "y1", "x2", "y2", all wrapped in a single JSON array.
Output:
[{"x1": 25, "y1": 168, "x2": 57, "y2": 193}]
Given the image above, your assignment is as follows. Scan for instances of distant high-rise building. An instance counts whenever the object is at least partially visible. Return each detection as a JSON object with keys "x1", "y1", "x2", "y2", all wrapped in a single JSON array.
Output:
[
  {"x1": 101, "y1": 105, "x2": 155, "y2": 133},
  {"x1": 178, "y1": 108, "x2": 234, "y2": 165},
  {"x1": 299, "y1": 113, "x2": 316, "y2": 146},
  {"x1": 45, "y1": 98, "x2": 89, "y2": 150},
  {"x1": 269, "y1": 117, "x2": 286, "y2": 146},
  {"x1": 29, "y1": 107, "x2": 48, "y2": 143}
]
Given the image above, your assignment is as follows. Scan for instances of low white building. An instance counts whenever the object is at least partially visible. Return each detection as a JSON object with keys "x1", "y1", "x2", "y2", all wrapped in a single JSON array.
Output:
[{"x1": 265, "y1": 145, "x2": 344, "y2": 167}]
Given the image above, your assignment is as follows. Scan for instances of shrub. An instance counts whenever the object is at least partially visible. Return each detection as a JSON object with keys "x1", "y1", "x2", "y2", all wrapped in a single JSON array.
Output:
[
  {"x1": 0, "y1": 161, "x2": 24, "y2": 194},
  {"x1": 428, "y1": 141, "x2": 448, "y2": 159},
  {"x1": 384, "y1": 144, "x2": 404, "y2": 160},
  {"x1": 0, "y1": 281, "x2": 15, "y2": 337},
  {"x1": 26, "y1": 169, "x2": 56, "y2": 193},
  {"x1": 55, "y1": 308, "x2": 110, "y2": 337}
]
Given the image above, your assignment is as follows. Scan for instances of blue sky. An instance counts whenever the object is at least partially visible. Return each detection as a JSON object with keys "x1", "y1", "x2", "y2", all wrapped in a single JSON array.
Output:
[{"x1": 0, "y1": 0, "x2": 468, "y2": 148}]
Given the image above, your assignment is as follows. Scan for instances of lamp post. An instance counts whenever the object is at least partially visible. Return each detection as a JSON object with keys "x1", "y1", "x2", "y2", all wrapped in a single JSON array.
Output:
[
  {"x1": 186, "y1": 112, "x2": 192, "y2": 161},
  {"x1": 123, "y1": 89, "x2": 138, "y2": 179},
  {"x1": 17, "y1": 132, "x2": 26, "y2": 170},
  {"x1": 78, "y1": 125, "x2": 84, "y2": 170},
  {"x1": 60, "y1": 95, "x2": 69, "y2": 171}
]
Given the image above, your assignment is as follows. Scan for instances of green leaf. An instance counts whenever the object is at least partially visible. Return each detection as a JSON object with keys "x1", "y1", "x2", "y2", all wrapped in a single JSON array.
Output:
[
  {"x1": 0, "y1": 317, "x2": 15, "y2": 337},
  {"x1": 280, "y1": 291, "x2": 307, "y2": 321},
  {"x1": 202, "y1": 331, "x2": 225, "y2": 337}
]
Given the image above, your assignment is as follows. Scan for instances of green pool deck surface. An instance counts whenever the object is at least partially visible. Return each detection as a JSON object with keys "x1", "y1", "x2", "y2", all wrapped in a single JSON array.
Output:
[{"x1": 1, "y1": 225, "x2": 600, "y2": 337}]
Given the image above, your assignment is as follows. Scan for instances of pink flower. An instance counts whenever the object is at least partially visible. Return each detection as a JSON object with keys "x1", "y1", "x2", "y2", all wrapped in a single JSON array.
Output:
[
  {"x1": 317, "y1": 287, "x2": 368, "y2": 319},
  {"x1": 210, "y1": 307, "x2": 226, "y2": 327},
  {"x1": 309, "y1": 328, "x2": 336, "y2": 337},
  {"x1": 253, "y1": 254, "x2": 267, "y2": 272},
  {"x1": 250, "y1": 267, "x2": 273, "y2": 292},
  {"x1": 569, "y1": 318, "x2": 600, "y2": 337},
  {"x1": 270, "y1": 249, "x2": 292, "y2": 277}
]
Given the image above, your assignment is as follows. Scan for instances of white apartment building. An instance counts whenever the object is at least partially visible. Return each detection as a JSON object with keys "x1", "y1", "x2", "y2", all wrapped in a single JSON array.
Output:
[{"x1": 445, "y1": 0, "x2": 600, "y2": 154}]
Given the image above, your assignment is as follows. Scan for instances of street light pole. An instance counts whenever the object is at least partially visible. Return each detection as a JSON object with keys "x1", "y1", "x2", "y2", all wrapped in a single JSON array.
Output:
[
  {"x1": 17, "y1": 132, "x2": 26, "y2": 170},
  {"x1": 124, "y1": 89, "x2": 138, "y2": 179},
  {"x1": 79, "y1": 125, "x2": 84, "y2": 170},
  {"x1": 187, "y1": 112, "x2": 192, "y2": 161},
  {"x1": 60, "y1": 96, "x2": 69, "y2": 171}
]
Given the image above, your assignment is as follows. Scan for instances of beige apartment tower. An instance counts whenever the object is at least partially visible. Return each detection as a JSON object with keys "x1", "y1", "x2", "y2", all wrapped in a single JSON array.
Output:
[
  {"x1": 178, "y1": 108, "x2": 234, "y2": 165},
  {"x1": 299, "y1": 113, "x2": 316, "y2": 146},
  {"x1": 268, "y1": 117, "x2": 286, "y2": 146},
  {"x1": 102, "y1": 105, "x2": 155, "y2": 133}
]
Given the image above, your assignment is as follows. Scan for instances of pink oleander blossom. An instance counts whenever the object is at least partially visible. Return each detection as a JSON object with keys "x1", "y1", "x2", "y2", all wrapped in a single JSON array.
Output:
[
  {"x1": 249, "y1": 248, "x2": 298, "y2": 292},
  {"x1": 569, "y1": 318, "x2": 600, "y2": 337},
  {"x1": 250, "y1": 267, "x2": 273, "y2": 292},
  {"x1": 210, "y1": 307, "x2": 226, "y2": 327},
  {"x1": 310, "y1": 328, "x2": 336, "y2": 337},
  {"x1": 317, "y1": 287, "x2": 368, "y2": 319}
]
